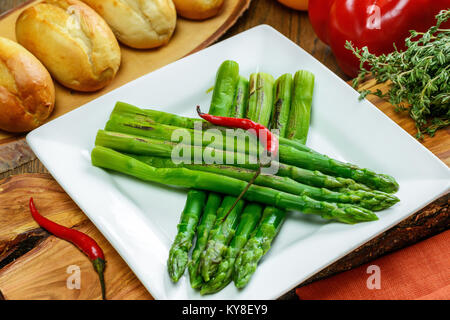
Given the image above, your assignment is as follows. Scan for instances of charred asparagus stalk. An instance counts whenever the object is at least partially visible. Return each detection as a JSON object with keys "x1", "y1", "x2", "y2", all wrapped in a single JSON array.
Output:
[
  {"x1": 246, "y1": 73, "x2": 275, "y2": 126},
  {"x1": 184, "y1": 60, "x2": 240, "y2": 287},
  {"x1": 271, "y1": 73, "x2": 293, "y2": 138},
  {"x1": 231, "y1": 72, "x2": 294, "y2": 289},
  {"x1": 233, "y1": 76, "x2": 249, "y2": 118},
  {"x1": 199, "y1": 196, "x2": 245, "y2": 282},
  {"x1": 286, "y1": 70, "x2": 315, "y2": 144},
  {"x1": 91, "y1": 146, "x2": 378, "y2": 224},
  {"x1": 95, "y1": 129, "x2": 398, "y2": 193},
  {"x1": 199, "y1": 70, "x2": 275, "y2": 289}
]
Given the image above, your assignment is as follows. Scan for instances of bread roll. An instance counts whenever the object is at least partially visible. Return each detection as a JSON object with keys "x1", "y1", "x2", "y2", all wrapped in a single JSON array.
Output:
[
  {"x1": 173, "y1": 0, "x2": 224, "y2": 20},
  {"x1": 16, "y1": 0, "x2": 121, "y2": 92},
  {"x1": 0, "y1": 37, "x2": 55, "y2": 133},
  {"x1": 81, "y1": 0, "x2": 177, "y2": 49}
]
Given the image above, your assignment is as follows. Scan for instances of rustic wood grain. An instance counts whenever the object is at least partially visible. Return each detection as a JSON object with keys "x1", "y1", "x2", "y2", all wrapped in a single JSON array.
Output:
[
  {"x1": 0, "y1": 174, "x2": 87, "y2": 255},
  {"x1": 0, "y1": 173, "x2": 151, "y2": 300},
  {"x1": 0, "y1": 222, "x2": 152, "y2": 300},
  {"x1": 0, "y1": 137, "x2": 35, "y2": 174},
  {"x1": 0, "y1": 1, "x2": 29, "y2": 15},
  {"x1": 279, "y1": 193, "x2": 450, "y2": 300}
]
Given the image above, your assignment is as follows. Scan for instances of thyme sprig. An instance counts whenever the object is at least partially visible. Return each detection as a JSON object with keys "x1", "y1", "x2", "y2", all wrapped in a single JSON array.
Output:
[{"x1": 346, "y1": 9, "x2": 450, "y2": 139}]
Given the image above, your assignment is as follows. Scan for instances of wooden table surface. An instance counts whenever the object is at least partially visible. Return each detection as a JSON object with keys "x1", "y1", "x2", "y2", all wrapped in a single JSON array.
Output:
[{"x1": 0, "y1": 0, "x2": 448, "y2": 301}]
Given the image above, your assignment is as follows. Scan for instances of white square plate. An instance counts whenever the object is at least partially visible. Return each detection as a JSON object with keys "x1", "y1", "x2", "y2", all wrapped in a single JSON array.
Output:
[{"x1": 27, "y1": 25, "x2": 450, "y2": 299}]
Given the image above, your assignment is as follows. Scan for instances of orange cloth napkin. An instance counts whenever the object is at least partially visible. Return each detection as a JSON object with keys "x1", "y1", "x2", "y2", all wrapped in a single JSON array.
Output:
[{"x1": 296, "y1": 230, "x2": 450, "y2": 300}]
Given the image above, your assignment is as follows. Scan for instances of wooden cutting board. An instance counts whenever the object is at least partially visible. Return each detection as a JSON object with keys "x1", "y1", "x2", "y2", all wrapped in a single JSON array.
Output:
[
  {"x1": 357, "y1": 79, "x2": 449, "y2": 165},
  {"x1": 0, "y1": 173, "x2": 151, "y2": 300},
  {"x1": 0, "y1": 0, "x2": 252, "y2": 173},
  {"x1": 0, "y1": 79, "x2": 448, "y2": 300}
]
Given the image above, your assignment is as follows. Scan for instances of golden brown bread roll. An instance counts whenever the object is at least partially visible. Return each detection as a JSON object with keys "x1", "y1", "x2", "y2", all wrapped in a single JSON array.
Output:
[
  {"x1": 0, "y1": 37, "x2": 55, "y2": 133},
  {"x1": 173, "y1": 0, "x2": 224, "y2": 20},
  {"x1": 15, "y1": 0, "x2": 121, "y2": 92},
  {"x1": 81, "y1": 0, "x2": 177, "y2": 49}
]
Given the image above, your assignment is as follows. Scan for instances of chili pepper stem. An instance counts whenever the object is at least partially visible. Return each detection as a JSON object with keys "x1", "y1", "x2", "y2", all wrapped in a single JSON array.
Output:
[
  {"x1": 29, "y1": 198, "x2": 107, "y2": 300},
  {"x1": 92, "y1": 258, "x2": 106, "y2": 300},
  {"x1": 221, "y1": 166, "x2": 261, "y2": 222}
]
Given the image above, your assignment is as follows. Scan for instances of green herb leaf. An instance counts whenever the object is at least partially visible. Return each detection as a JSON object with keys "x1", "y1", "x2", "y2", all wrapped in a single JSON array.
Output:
[{"x1": 347, "y1": 10, "x2": 450, "y2": 139}]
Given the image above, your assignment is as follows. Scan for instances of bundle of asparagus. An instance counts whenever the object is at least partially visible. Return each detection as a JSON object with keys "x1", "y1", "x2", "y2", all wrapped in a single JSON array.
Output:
[
  {"x1": 90, "y1": 60, "x2": 400, "y2": 294},
  {"x1": 200, "y1": 69, "x2": 275, "y2": 294}
]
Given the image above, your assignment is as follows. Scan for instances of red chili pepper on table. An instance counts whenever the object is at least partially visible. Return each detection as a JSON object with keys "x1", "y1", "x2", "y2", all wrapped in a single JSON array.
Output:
[
  {"x1": 29, "y1": 198, "x2": 106, "y2": 300},
  {"x1": 309, "y1": 0, "x2": 450, "y2": 77}
]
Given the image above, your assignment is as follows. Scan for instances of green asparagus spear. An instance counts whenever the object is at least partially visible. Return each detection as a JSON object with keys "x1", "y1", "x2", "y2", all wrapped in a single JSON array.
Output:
[
  {"x1": 233, "y1": 207, "x2": 286, "y2": 288},
  {"x1": 286, "y1": 70, "x2": 315, "y2": 143},
  {"x1": 185, "y1": 61, "x2": 240, "y2": 286},
  {"x1": 232, "y1": 71, "x2": 312, "y2": 289},
  {"x1": 106, "y1": 107, "x2": 371, "y2": 191},
  {"x1": 188, "y1": 193, "x2": 222, "y2": 288},
  {"x1": 246, "y1": 73, "x2": 275, "y2": 127},
  {"x1": 271, "y1": 74, "x2": 293, "y2": 137},
  {"x1": 167, "y1": 190, "x2": 206, "y2": 282},
  {"x1": 277, "y1": 145, "x2": 398, "y2": 193},
  {"x1": 108, "y1": 104, "x2": 399, "y2": 194},
  {"x1": 110, "y1": 102, "x2": 318, "y2": 155},
  {"x1": 196, "y1": 73, "x2": 251, "y2": 286},
  {"x1": 91, "y1": 146, "x2": 378, "y2": 224},
  {"x1": 105, "y1": 113, "x2": 260, "y2": 156},
  {"x1": 200, "y1": 203, "x2": 263, "y2": 294},
  {"x1": 108, "y1": 106, "x2": 317, "y2": 156},
  {"x1": 208, "y1": 60, "x2": 240, "y2": 117},
  {"x1": 233, "y1": 76, "x2": 250, "y2": 118},
  {"x1": 130, "y1": 156, "x2": 398, "y2": 211},
  {"x1": 203, "y1": 70, "x2": 275, "y2": 292},
  {"x1": 199, "y1": 196, "x2": 245, "y2": 282},
  {"x1": 113, "y1": 101, "x2": 202, "y2": 129},
  {"x1": 96, "y1": 129, "x2": 373, "y2": 192},
  {"x1": 230, "y1": 72, "x2": 292, "y2": 290},
  {"x1": 96, "y1": 129, "x2": 398, "y2": 193}
]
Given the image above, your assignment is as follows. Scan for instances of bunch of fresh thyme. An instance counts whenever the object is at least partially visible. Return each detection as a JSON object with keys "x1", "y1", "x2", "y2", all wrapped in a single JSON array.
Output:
[{"x1": 346, "y1": 9, "x2": 450, "y2": 139}]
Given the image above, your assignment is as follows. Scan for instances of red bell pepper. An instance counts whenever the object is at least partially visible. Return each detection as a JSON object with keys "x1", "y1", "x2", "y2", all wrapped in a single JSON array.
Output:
[{"x1": 309, "y1": 0, "x2": 450, "y2": 77}]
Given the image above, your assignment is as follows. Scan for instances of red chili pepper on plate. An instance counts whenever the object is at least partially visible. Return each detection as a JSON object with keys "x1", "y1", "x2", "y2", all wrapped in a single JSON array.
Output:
[
  {"x1": 309, "y1": 0, "x2": 450, "y2": 77},
  {"x1": 29, "y1": 197, "x2": 106, "y2": 300},
  {"x1": 196, "y1": 105, "x2": 279, "y2": 156},
  {"x1": 197, "y1": 105, "x2": 279, "y2": 221}
]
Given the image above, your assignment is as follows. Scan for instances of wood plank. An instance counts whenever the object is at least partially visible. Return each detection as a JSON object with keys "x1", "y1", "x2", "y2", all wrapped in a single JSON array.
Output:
[
  {"x1": 0, "y1": 174, "x2": 87, "y2": 255},
  {"x1": 359, "y1": 79, "x2": 450, "y2": 165},
  {"x1": 0, "y1": 221, "x2": 152, "y2": 300},
  {"x1": 0, "y1": 137, "x2": 35, "y2": 174},
  {"x1": 0, "y1": 1, "x2": 29, "y2": 14},
  {"x1": 0, "y1": 173, "x2": 151, "y2": 300}
]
